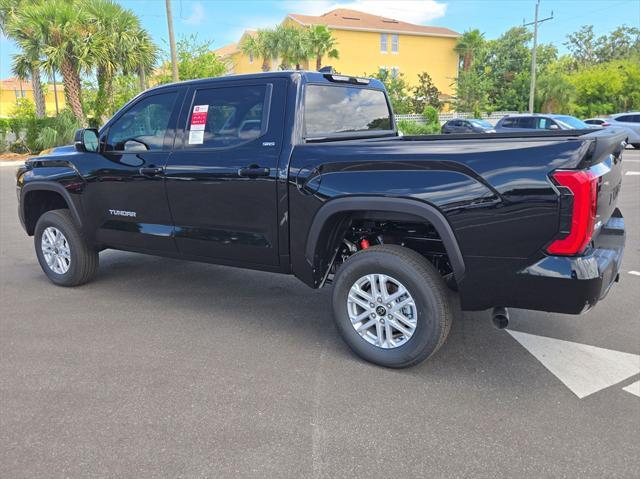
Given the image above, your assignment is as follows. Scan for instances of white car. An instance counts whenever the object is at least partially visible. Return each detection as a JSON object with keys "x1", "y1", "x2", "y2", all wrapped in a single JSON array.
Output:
[{"x1": 606, "y1": 112, "x2": 640, "y2": 148}]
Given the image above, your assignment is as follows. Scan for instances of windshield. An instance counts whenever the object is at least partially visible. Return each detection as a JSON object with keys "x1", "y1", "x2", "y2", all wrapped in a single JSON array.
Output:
[
  {"x1": 468, "y1": 119, "x2": 493, "y2": 128},
  {"x1": 304, "y1": 85, "x2": 393, "y2": 138},
  {"x1": 554, "y1": 115, "x2": 590, "y2": 129}
]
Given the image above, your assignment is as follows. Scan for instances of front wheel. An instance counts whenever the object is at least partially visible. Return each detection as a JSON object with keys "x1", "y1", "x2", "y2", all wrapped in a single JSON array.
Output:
[
  {"x1": 331, "y1": 245, "x2": 455, "y2": 368},
  {"x1": 34, "y1": 209, "x2": 99, "y2": 286}
]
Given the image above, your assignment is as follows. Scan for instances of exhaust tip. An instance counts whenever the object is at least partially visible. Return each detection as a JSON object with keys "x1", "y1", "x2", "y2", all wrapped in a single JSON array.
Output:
[{"x1": 492, "y1": 307, "x2": 509, "y2": 329}]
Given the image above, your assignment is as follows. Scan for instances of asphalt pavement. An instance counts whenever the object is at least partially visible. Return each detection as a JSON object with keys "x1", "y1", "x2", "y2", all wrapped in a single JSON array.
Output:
[{"x1": 1, "y1": 149, "x2": 639, "y2": 478}]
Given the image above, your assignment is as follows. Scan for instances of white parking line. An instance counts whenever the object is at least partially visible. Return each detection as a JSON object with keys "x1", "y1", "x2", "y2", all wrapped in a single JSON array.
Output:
[
  {"x1": 629, "y1": 271, "x2": 640, "y2": 276},
  {"x1": 507, "y1": 330, "x2": 640, "y2": 399},
  {"x1": 625, "y1": 171, "x2": 640, "y2": 176},
  {"x1": 0, "y1": 161, "x2": 24, "y2": 167},
  {"x1": 622, "y1": 380, "x2": 640, "y2": 398}
]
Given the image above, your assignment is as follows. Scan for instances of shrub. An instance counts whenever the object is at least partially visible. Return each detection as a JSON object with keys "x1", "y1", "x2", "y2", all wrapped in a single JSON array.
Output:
[{"x1": 397, "y1": 119, "x2": 440, "y2": 135}]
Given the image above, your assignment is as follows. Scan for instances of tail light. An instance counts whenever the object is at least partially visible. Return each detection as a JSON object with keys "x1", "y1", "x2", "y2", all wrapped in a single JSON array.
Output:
[
  {"x1": 546, "y1": 170, "x2": 598, "y2": 255},
  {"x1": 601, "y1": 122, "x2": 610, "y2": 127}
]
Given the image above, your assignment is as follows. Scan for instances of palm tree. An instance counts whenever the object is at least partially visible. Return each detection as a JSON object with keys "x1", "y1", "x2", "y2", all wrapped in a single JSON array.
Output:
[
  {"x1": 19, "y1": 0, "x2": 92, "y2": 124},
  {"x1": 455, "y1": 29, "x2": 485, "y2": 71},
  {"x1": 240, "y1": 30, "x2": 277, "y2": 72},
  {"x1": 85, "y1": 0, "x2": 155, "y2": 121},
  {"x1": 275, "y1": 25, "x2": 310, "y2": 70},
  {"x1": 306, "y1": 25, "x2": 339, "y2": 71},
  {"x1": 1, "y1": 0, "x2": 46, "y2": 118}
]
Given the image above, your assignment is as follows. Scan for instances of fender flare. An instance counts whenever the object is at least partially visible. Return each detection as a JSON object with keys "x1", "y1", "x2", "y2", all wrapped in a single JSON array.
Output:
[
  {"x1": 305, "y1": 196, "x2": 465, "y2": 282},
  {"x1": 20, "y1": 181, "x2": 84, "y2": 233}
]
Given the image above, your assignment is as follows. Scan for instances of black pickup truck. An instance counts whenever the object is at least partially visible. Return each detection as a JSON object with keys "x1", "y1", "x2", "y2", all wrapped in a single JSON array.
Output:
[{"x1": 16, "y1": 71, "x2": 626, "y2": 368}]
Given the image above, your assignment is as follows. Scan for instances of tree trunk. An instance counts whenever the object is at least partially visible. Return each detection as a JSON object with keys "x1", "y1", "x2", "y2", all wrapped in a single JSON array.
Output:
[
  {"x1": 316, "y1": 55, "x2": 322, "y2": 71},
  {"x1": 463, "y1": 52, "x2": 472, "y2": 71},
  {"x1": 31, "y1": 66, "x2": 46, "y2": 118},
  {"x1": 60, "y1": 58, "x2": 85, "y2": 126},
  {"x1": 96, "y1": 66, "x2": 114, "y2": 125},
  {"x1": 138, "y1": 66, "x2": 146, "y2": 91},
  {"x1": 261, "y1": 57, "x2": 270, "y2": 72}
]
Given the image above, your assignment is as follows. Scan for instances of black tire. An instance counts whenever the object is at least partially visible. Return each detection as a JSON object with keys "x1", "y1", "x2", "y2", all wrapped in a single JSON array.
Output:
[
  {"x1": 34, "y1": 209, "x2": 99, "y2": 286},
  {"x1": 332, "y1": 245, "x2": 455, "y2": 368}
]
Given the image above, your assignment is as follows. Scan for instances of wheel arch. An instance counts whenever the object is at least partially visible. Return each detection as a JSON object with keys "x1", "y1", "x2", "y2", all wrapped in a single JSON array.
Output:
[
  {"x1": 305, "y1": 196, "x2": 465, "y2": 286},
  {"x1": 21, "y1": 182, "x2": 83, "y2": 235}
]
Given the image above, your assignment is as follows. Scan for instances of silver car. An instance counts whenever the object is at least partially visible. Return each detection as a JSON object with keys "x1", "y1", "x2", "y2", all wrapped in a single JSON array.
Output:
[{"x1": 606, "y1": 112, "x2": 640, "y2": 148}]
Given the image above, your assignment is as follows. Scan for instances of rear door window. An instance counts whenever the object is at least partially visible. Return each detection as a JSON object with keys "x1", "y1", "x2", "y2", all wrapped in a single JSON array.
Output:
[
  {"x1": 500, "y1": 118, "x2": 516, "y2": 128},
  {"x1": 517, "y1": 117, "x2": 536, "y2": 129},
  {"x1": 304, "y1": 85, "x2": 393, "y2": 138},
  {"x1": 616, "y1": 115, "x2": 637, "y2": 123},
  {"x1": 185, "y1": 84, "x2": 269, "y2": 149}
]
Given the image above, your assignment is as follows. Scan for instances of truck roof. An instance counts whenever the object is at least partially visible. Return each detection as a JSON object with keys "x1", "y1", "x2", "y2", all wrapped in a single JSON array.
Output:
[{"x1": 147, "y1": 70, "x2": 386, "y2": 92}]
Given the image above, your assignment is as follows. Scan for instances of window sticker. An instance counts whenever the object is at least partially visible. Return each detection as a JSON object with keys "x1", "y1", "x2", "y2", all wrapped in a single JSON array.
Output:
[
  {"x1": 190, "y1": 105, "x2": 209, "y2": 131},
  {"x1": 188, "y1": 130, "x2": 204, "y2": 144}
]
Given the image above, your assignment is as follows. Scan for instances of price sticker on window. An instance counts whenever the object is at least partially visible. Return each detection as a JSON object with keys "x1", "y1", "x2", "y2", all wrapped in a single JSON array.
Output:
[{"x1": 190, "y1": 105, "x2": 209, "y2": 131}]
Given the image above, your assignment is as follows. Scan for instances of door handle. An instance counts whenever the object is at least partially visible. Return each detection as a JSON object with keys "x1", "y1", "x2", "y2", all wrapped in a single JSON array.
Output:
[
  {"x1": 139, "y1": 166, "x2": 164, "y2": 176},
  {"x1": 238, "y1": 165, "x2": 270, "y2": 177}
]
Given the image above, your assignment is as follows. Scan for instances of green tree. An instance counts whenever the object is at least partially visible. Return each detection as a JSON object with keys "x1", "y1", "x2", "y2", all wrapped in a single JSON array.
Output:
[
  {"x1": 17, "y1": 0, "x2": 93, "y2": 124},
  {"x1": 535, "y1": 58, "x2": 575, "y2": 113},
  {"x1": 369, "y1": 69, "x2": 411, "y2": 114},
  {"x1": 1, "y1": 0, "x2": 47, "y2": 118},
  {"x1": 306, "y1": 25, "x2": 339, "y2": 71},
  {"x1": 274, "y1": 25, "x2": 310, "y2": 70},
  {"x1": 156, "y1": 35, "x2": 227, "y2": 84},
  {"x1": 85, "y1": 0, "x2": 156, "y2": 122},
  {"x1": 240, "y1": 30, "x2": 278, "y2": 72},
  {"x1": 594, "y1": 25, "x2": 640, "y2": 63},
  {"x1": 410, "y1": 72, "x2": 441, "y2": 113},
  {"x1": 454, "y1": 69, "x2": 490, "y2": 113},
  {"x1": 455, "y1": 29, "x2": 485, "y2": 72},
  {"x1": 564, "y1": 25, "x2": 597, "y2": 66}
]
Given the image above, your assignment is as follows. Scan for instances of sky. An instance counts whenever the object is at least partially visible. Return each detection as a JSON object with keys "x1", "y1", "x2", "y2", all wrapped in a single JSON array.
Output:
[{"x1": 1, "y1": 0, "x2": 639, "y2": 79}]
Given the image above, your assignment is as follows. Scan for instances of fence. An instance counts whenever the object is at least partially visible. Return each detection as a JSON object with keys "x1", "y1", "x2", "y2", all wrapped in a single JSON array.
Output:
[{"x1": 396, "y1": 111, "x2": 518, "y2": 125}]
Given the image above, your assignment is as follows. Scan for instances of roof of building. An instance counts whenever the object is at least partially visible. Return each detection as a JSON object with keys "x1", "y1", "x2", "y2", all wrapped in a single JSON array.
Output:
[
  {"x1": 287, "y1": 8, "x2": 459, "y2": 37},
  {"x1": 214, "y1": 30, "x2": 257, "y2": 57}
]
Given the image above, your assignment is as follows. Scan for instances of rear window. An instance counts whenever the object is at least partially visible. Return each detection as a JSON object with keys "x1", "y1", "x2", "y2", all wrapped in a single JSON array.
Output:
[
  {"x1": 616, "y1": 115, "x2": 639, "y2": 123},
  {"x1": 304, "y1": 85, "x2": 392, "y2": 138}
]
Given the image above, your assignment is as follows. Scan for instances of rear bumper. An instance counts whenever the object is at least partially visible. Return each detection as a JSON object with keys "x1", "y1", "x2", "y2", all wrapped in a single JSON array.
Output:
[{"x1": 515, "y1": 208, "x2": 625, "y2": 314}]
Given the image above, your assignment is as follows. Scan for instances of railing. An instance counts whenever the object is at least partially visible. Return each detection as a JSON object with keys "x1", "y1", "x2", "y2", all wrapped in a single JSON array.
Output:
[{"x1": 396, "y1": 111, "x2": 519, "y2": 125}]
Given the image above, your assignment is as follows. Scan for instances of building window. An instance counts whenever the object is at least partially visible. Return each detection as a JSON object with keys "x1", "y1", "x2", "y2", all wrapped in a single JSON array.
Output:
[
  {"x1": 249, "y1": 52, "x2": 254, "y2": 64},
  {"x1": 391, "y1": 34, "x2": 399, "y2": 53},
  {"x1": 380, "y1": 33, "x2": 388, "y2": 52}
]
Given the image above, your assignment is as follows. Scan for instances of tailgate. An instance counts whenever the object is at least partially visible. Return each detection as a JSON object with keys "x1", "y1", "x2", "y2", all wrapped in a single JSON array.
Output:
[{"x1": 580, "y1": 127, "x2": 626, "y2": 229}]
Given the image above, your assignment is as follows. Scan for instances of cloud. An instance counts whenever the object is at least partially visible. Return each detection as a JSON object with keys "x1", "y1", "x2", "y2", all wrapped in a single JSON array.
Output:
[
  {"x1": 183, "y1": 2, "x2": 205, "y2": 26},
  {"x1": 280, "y1": 0, "x2": 447, "y2": 24}
]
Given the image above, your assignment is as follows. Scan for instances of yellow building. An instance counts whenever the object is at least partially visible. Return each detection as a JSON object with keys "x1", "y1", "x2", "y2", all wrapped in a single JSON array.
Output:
[
  {"x1": 0, "y1": 77, "x2": 65, "y2": 118},
  {"x1": 215, "y1": 8, "x2": 460, "y2": 96}
]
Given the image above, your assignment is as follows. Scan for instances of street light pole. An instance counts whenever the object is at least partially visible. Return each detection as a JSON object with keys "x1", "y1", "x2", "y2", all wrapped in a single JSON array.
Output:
[
  {"x1": 528, "y1": 0, "x2": 539, "y2": 113},
  {"x1": 165, "y1": 0, "x2": 179, "y2": 82},
  {"x1": 524, "y1": 1, "x2": 553, "y2": 113}
]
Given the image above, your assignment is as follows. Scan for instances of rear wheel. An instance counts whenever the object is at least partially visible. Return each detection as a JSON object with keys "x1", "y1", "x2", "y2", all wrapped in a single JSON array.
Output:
[
  {"x1": 331, "y1": 245, "x2": 455, "y2": 368},
  {"x1": 34, "y1": 209, "x2": 99, "y2": 286}
]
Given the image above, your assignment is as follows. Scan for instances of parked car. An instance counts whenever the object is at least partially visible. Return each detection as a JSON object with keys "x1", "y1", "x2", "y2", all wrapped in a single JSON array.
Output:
[
  {"x1": 605, "y1": 112, "x2": 640, "y2": 148},
  {"x1": 441, "y1": 118, "x2": 496, "y2": 134},
  {"x1": 584, "y1": 118, "x2": 611, "y2": 127},
  {"x1": 15, "y1": 71, "x2": 627, "y2": 368},
  {"x1": 495, "y1": 114, "x2": 593, "y2": 132}
]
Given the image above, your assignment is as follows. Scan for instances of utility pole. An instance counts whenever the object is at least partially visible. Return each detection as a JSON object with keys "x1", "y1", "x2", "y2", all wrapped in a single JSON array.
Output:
[
  {"x1": 52, "y1": 68, "x2": 59, "y2": 115},
  {"x1": 524, "y1": 1, "x2": 553, "y2": 113},
  {"x1": 165, "y1": 0, "x2": 179, "y2": 82}
]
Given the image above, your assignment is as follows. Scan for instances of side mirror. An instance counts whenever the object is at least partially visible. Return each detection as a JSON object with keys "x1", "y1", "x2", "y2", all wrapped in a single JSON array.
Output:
[{"x1": 74, "y1": 128, "x2": 100, "y2": 152}]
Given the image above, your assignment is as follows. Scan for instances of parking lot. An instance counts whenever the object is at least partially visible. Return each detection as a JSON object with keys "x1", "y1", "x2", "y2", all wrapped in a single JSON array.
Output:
[{"x1": 1, "y1": 149, "x2": 639, "y2": 478}]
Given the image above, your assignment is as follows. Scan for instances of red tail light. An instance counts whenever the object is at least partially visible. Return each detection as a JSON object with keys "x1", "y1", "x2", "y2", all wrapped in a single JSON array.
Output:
[
  {"x1": 546, "y1": 170, "x2": 598, "y2": 255},
  {"x1": 601, "y1": 122, "x2": 610, "y2": 127}
]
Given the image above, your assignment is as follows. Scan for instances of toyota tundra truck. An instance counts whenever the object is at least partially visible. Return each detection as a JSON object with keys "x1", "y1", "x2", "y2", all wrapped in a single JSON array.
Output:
[{"x1": 16, "y1": 71, "x2": 627, "y2": 368}]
